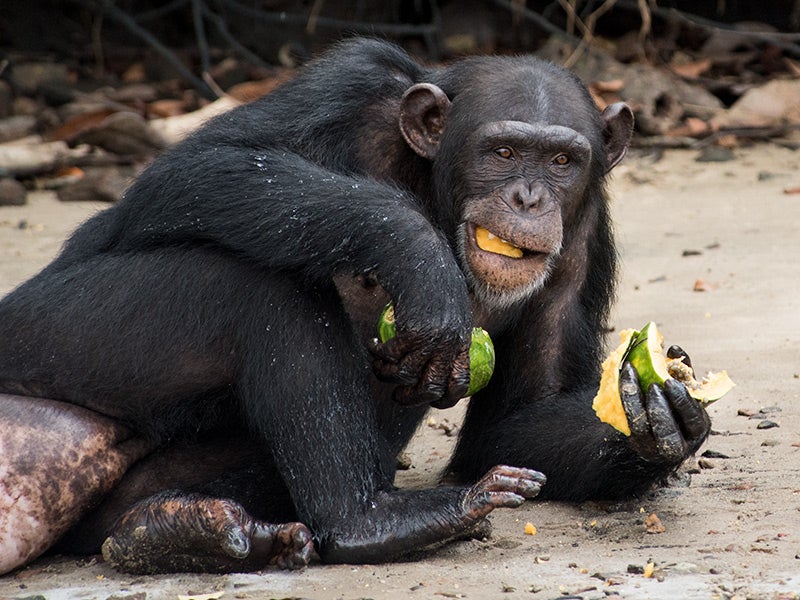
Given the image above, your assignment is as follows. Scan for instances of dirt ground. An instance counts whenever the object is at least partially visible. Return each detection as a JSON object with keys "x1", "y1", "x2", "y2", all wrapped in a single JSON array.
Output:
[{"x1": 0, "y1": 143, "x2": 798, "y2": 599}]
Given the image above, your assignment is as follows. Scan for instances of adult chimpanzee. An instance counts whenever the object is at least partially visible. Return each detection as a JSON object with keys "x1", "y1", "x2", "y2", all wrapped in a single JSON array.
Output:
[{"x1": 0, "y1": 38, "x2": 710, "y2": 575}]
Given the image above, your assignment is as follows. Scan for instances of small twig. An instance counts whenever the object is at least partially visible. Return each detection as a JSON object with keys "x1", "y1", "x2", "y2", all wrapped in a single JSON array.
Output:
[
  {"x1": 561, "y1": 0, "x2": 619, "y2": 68},
  {"x1": 70, "y1": 0, "x2": 218, "y2": 99},
  {"x1": 617, "y1": 0, "x2": 800, "y2": 57},
  {"x1": 90, "y1": 10, "x2": 105, "y2": 77},
  {"x1": 217, "y1": 0, "x2": 439, "y2": 38},
  {"x1": 191, "y1": 0, "x2": 212, "y2": 74},
  {"x1": 307, "y1": 0, "x2": 325, "y2": 35},
  {"x1": 203, "y1": 2, "x2": 271, "y2": 69},
  {"x1": 488, "y1": 0, "x2": 582, "y2": 45},
  {"x1": 563, "y1": 0, "x2": 576, "y2": 37},
  {"x1": 636, "y1": 0, "x2": 652, "y2": 52},
  {"x1": 134, "y1": 0, "x2": 190, "y2": 23}
]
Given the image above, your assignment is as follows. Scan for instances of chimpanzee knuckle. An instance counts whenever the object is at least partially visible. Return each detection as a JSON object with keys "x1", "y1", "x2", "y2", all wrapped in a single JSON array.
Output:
[
  {"x1": 656, "y1": 432, "x2": 688, "y2": 463},
  {"x1": 666, "y1": 344, "x2": 694, "y2": 372},
  {"x1": 393, "y1": 385, "x2": 432, "y2": 407},
  {"x1": 488, "y1": 491, "x2": 526, "y2": 509}
]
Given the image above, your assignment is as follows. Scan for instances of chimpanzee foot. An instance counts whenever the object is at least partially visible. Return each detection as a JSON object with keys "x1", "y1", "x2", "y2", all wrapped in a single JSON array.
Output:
[
  {"x1": 462, "y1": 465, "x2": 546, "y2": 521},
  {"x1": 101, "y1": 492, "x2": 313, "y2": 574}
]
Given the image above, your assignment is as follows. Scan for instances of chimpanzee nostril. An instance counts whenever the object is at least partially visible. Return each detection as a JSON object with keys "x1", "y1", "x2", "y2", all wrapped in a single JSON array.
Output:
[{"x1": 511, "y1": 182, "x2": 543, "y2": 212}]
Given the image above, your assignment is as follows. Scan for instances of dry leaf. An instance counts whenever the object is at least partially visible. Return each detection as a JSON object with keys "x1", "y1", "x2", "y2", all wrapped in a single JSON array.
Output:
[
  {"x1": 667, "y1": 117, "x2": 710, "y2": 138},
  {"x1": 178, "y1": 592, "x2": 224, "y2": 600},
  {"x1": 644, "y1": 513, "x2": 666, "y2": 534},
  {"x1": 712, "y1": 79, "x2": 800, "y2": 129},
  {"x1": 592, "y1": 79, "x2": 625, "y2": 93},
  {"x1": 784, "y1": 57, "x2": 800, "y2": 77},
  {"x1": 693, "y1": 279, "x2": 719, "y2": 292},
  {"x1": 670, "y1": 58, "x2": 712, "y2": 79}
]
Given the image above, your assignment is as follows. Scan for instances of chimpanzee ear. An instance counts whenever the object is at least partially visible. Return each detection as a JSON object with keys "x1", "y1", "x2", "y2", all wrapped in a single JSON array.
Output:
[
  {"x1": 601, "y1": 102, "x2": 634, "y2": 172},
  {"x1": 399, "y1": 83, "x2": 452, "y2": 159}
]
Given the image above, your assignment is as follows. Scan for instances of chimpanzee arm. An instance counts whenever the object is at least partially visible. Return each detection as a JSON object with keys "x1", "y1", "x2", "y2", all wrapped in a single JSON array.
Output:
[
  {"x1": 452, "y1": 384, "x2": 708, "y2": 501},
  {"x1": 450, "y1": 250, "x2": 711, "y2": 499},
  {"x1": 101, "y1": 145, "x2": 471, "y2": 406}
]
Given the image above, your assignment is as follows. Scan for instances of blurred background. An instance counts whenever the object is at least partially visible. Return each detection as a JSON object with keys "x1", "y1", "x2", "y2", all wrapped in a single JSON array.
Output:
[{"x1": 1, "y1": 0, "x2": 799, "y2": 208}]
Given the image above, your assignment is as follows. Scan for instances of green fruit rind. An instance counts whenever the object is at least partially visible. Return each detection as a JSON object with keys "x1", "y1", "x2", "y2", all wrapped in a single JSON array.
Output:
[
  {"x1": 593, "y1": 321, "x2": 736, "y2": 435},
  {"x1": 467, "y1": 327, "x2": 495, "y2": 396},
  {"x1": 625, "y1": 322, "x2": 670, "y2": 393},
  {"x1": 626, "y1": 321, "x2": 735, "y2": 404},
  {"x1": 377, "y1": 303, "x2": 495, "y2": 397},
  {"x1": 377, "y1": 304, "x2": 397, "y2": 344}
]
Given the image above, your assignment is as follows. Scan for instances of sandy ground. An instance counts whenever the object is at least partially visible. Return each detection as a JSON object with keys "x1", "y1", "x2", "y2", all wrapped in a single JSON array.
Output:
[{"x1": 0, "y1": 144, "x2": 798, "y2": 599}]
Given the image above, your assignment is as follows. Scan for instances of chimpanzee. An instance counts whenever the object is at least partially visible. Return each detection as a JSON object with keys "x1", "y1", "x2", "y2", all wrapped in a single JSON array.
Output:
[{"x1": 0, "y1": 38, "x2": 711, "y2": 575}]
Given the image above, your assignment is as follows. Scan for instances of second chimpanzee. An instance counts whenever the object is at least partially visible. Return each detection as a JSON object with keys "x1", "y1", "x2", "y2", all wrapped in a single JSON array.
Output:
[{"x1": 0, "y1": 38, "x2": 710, "y2": 574}]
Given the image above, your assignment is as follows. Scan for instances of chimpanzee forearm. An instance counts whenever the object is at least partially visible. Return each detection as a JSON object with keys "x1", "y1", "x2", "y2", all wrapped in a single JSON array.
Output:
[
  {"x1": 317, "y1": 466, "x2": 545, "y2": 564},
  {"x1": 107, "y1": 146, "x2": 472, "y2": 331},
  {"x1": 451, "y1": 392, "x2": 681, "y2": 501}
]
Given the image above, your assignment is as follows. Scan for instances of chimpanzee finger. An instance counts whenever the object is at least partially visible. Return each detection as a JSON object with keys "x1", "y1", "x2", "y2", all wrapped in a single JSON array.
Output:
[
  {"x1": 619, "y1": 362, "x2": 650, "y2": 440},
  {"x1": 666, "y1": 344, "x2": 694, "y2": 372},
  {"x1": 663, "y1": 378, "x2": 710, "y2": 442},
  {"x1": 393, "y1": 361, "x2": 448, "y2": 406},
  {"x1": 437, "y1": 345, "x2": 470, "y2": 407},
  {"x1": 644, "y1": 383, "x2": 687, "y2": 463},
  {"x1": 369, "y1": 336, "x2": 431, "y2": 384}
]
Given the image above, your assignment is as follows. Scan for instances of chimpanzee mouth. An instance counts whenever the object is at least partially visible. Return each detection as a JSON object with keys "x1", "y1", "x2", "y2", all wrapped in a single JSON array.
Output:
[
  {"x1": 461, "y1": 222, "x2": 555, "y2": 307},
  {"x1": 470, "y1": 224, "x2": 545, "y2": 260}
]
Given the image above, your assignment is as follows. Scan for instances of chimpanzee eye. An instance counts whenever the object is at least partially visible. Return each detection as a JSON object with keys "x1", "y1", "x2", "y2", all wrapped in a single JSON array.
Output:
[
  {"x1": 495, "y1": 147, "x2": 513, "y2": 159},
  {"x1": 553, "y1": 153, "x2": 570, "y2": 165}
]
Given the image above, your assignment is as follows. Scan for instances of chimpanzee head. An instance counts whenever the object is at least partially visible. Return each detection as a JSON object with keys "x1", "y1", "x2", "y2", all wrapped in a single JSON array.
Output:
[{"x1": 399, "y1": 57, "x2": 633, "y2": 309}]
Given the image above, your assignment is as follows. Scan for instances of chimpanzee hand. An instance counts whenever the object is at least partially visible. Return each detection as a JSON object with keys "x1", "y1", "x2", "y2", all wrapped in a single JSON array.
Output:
[
  {"x1": 619, "y1": 346, "x2": 711, "y2": 464},
  {"x1": 370, "y1": 314, "x2": 471, "y2": 409}
]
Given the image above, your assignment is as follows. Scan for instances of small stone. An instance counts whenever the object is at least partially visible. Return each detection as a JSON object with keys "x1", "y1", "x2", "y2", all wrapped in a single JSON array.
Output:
[
  {"x1": 696, "y1": 146, "x2": 735, "y2": 162},
  {"x1": 57, "y1": 167, "x2": 133, "y2": 203},
  {"x1": 396, "y1": 451, "x2": 412, "y2": 470},
  {"x1": 627, "y1": 564, "x2": 645, "y2": 574},
  {"x1": 756, "y1": 420, "x2": 779, "y2": 430},
  {"x1": 702, "y1": 449, "x2": 730, "y2": 459},
  {"x1": 0, "y1": 178, "x2": 26, "y2": 206}
]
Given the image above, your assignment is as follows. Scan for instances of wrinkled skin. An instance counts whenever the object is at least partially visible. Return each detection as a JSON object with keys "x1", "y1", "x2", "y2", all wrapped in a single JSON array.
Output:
[{"x1": 0, "y1": 39, "x2": 709, "y2": 575}]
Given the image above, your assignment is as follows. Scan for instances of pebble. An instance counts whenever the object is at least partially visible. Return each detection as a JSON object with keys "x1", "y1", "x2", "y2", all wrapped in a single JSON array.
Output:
[
  {"x1": 696, "y1": 146, "x2": 735, "y2": 162},
  {"x1": 0, "y1": 178, "x2": 26, "y2": 206},
  {"x1": 756, "y1": 420, "x2": 779, "y2": 430}
]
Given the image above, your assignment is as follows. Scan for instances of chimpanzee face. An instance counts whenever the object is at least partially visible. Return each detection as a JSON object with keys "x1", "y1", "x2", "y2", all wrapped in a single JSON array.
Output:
[
  {"x1": 398, "y1": 74, "x2": 632, "y2": 310},
  {"x1": 454, "y1": 120, "x2": 593, "y2": 308}
]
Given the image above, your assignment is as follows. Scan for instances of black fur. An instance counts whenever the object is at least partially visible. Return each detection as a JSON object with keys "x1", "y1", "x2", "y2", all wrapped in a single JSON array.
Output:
[{"x1": 0, "y1": 38, "x2": 706, "y2": 567}]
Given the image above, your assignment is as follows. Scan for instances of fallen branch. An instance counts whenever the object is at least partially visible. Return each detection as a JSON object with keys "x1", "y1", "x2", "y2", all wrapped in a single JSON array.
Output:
[
  {"x1": 0, "y1": 141, "x2": 92, "y2": 177},
  {"x1": 68, "y1": 0, "x2": 218, "y2": 100}
]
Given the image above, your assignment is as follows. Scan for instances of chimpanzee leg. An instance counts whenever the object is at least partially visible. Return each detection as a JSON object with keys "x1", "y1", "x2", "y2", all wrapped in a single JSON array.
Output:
[
  {"x1": 234, "y1": 283, "x2": 545, "y2": 563},
  {"x1": 59, "y1": 433, "x2": 313, "y2": 574},
  {"x1": 0, "y1": 394, "x2": 151, "y2": 574},
  {"x1": 0, "y1": 248, "x2": 312, "y2": 573},
  {"x1": 102, "y1": 492, "x2": 313, "y2": 574}
]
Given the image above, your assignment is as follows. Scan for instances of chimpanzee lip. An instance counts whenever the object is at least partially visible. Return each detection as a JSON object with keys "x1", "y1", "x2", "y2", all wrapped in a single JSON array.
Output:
[{"x1": 467, "y1": 222, "x2": 548, "y2": 260}]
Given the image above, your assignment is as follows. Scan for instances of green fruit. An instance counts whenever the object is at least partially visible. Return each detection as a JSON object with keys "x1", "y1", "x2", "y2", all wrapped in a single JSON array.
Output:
[
  {"x1": 593, "y1": 322, "x2": 735, "y2": 436},
  {"x1": 625, "y1": 322, "x2": 669, "y2": 394},
  {"x1": 465, "y1": 326, "x2": 495, "y2": 396},
  {"x1": 377, "y1": 303, "x2": 495, "y2": 396},
  {"x1": 627, "y1": 321, "x2": 735, "y2": 404}
]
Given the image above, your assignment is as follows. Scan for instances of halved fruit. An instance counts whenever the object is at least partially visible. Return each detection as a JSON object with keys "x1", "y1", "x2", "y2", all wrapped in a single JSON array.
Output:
[
  {"x1": 591, "y1": 328, "x2": 638, "y2": 436},
  {"x1": 628, "y1": 322, "x2": 736, "y2": 404},
  {"x1": 377, "y1": 303, "x2": 495, "y2": 396},
  {"x1": 475, "y1": 226, "x2": 523, "y2": 258},
  {"x1": 592, "y1": 322, "x2": 735, "y2": 435}
]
